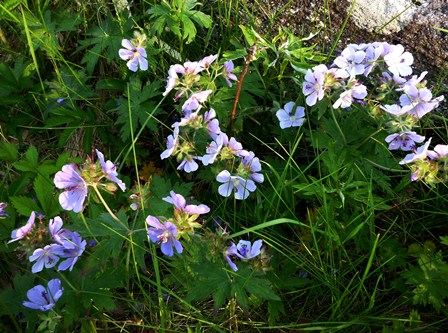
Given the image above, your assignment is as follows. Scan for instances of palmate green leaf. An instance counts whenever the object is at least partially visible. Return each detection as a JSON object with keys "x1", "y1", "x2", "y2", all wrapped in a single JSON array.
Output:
[
  {"x1": 115, "y1": 78, "x2": 162, "y2": 141},
  {"x1": 402, "y1": 248, "x2": 448, "y2": 312},
  {"x1": 244, "y1": 278, "x2": 281, "y2": 301},
  {"x1": 79, "y1": 14, "x2": 127, "y2": 74}
]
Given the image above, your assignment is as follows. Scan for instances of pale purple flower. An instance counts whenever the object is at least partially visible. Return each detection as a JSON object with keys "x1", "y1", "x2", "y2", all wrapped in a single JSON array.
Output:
[
  {"x1": 235, "y1": 239, "x2": 263, "y2": 259},
  {"x1": 163, "y1": 191, "x2": 210, "y2": 215},
  {"x1": 199, "y1": 54, "x2": 218, "y2": 68},
  {"x1": 302, "y1": 64, "x2": 327, "y2": 106},
  {"x1": 0, "y1": 202, "x2": 8, "y2": 218},
  {"x1": 223, "y1": 60, "x2": 238, "y2": 87},
  {"x1": 96, "y1": 149, "x2": 126, "y2": 191},
  {"x1": 55, "y1": 232, "x2": 86, "y2": 272},
  {"x1": 182, "y1": 61, "x2": 205, "y2": 75},
  {"x1": 433, "y1": 144, "x2": 448, "y2": 159},
  {"x1": 146, "y1": 215, "x2": 183, "y2": 257},
  {"x1": 385, "y1": 132, "x2": 425, "y2": 151},
  {"x1": 23, "y1": 279, "x2": 63, "y2": 311},
  {"x1": 224, "y1": 239, "x2": 263, "y2": 271},
  {"x1": 182, "y1": 90, "x2": 213, "y2": 112},
  {"x1": 400, "y1": 71, "x2": 428, "y2": 92},
  {"x1": 333, "y1": 83, "x2": 367, "y2": 109},
  {"x1": 161, "y1": 126, "x2": 179, "y2": 160},
  {"x1": 223, "y1": 134, "x2": 250, "y2": 158},
  {"x1": 276, "y1": 102, "x2": 305, "y2": 128},
  {"x1": 119, "y1": 39, "x2": 148, "y2": 72},
  {"x1": 400, "y1": 86, "x2": 444, "y2": 119},
  {"x1": 29, "y1": 244, "x2": 61, "y2": 273},
  {"x1": 380, "y1": 104, "x2": 408, "y2": 116},
  {"x1": 383, "y1": 44, "x2": 413, "y2": 77},
  {"x1": 362, "y1": 43, "x2": 383, "y2": 75},
  {"x1": 225, "y1": 243, "x2": 239, "y2": 271},
  {"x1": 201, "y1": 133, "x2": 224, "y2": 166},
  {"x1": 177, "y1": 156, "x2": 199, "y2": 173},
  {"x1": 163, "y1": 65, "x2": 182, "y2": 96},
  {"x1": 204, "y1": 108, "x2": 221, "y2": 139},
  {"x1": 399, "y1": 138, "x2": 432, "y2": 165},
  {"x1": 333, "y1": 45, "x2": 366, "y2": 78},
  {"x1": 216, "y1": 170, "x2": 256, "y2": 200},
  {"x1": 49, "y1": 216, "x2": 73, "y2": 245},
  {"x1": 241, "y1": 151, "x2": 264, "y2": 183},
  {"x1": 54, "y1": 164, "x2": 88, "y2": 213},
  {"x1": 8, "y1": 211, "x2": 36, "y2": 243}
]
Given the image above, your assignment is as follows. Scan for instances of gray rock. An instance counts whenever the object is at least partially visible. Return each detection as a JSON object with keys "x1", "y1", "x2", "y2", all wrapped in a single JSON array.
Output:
[{"x1": 347, "y1": 0, "x2": 424, "y2": 34}]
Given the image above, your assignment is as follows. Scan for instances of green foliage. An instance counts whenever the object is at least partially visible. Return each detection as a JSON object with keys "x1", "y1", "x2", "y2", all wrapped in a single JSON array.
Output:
[
  {"x1": 114, "y1": 77, "x2": 163, "y2": 141},
  {"x1": 148, "y1": 0, "x2": 212, "y2": 44},
  {"x1": 402, "y1": 241, "x2": 448, "y2": 312}
]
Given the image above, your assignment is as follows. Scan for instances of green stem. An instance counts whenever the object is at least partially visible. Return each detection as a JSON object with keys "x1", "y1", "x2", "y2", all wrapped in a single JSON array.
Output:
[
  {"x1": 330, "y1": 107, "x2": 347, "y2": 146},
  {"x1": 91, "y1": 185, "x2": 127, "y2": 230}
]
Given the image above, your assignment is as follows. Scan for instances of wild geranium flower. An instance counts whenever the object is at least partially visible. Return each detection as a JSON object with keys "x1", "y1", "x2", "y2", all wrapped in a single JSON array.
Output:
[
  {"x1": 203, "y1": 109, "x2": 221, "y2": 139},
  {"x1": 146, "y1": 215, "x2": 183, "y2": 257},
  {"x1": 399, "y1": 85, "x2": 444, "y2": 119},
  {"x1": 23, "y1": 279, "x2": 63, "y2": 311},
  {"x1": 216, "y1": 170, "x2": 256, "y2": 200},
  {"x1": 49, "y1": 216, "x2": 72, "y2": 245},
  {"x1": 177, "y1": 155, "x2": 200, "y2": 173},
  {"x1": 385, "y1": 132, "x2": 425, "y2": 151},
  {"x1": 235, "y1": 239, "x2": 263, "y2": 260},
  {"x1": 276, "y1": 102, "x2": 305, "y2": 129},
  {"x1": 182, "y1": 90, "x2": 213, "y2": 112},
  {"x1": 224, "y1": 243, "x2": 239, "y2": 271},
  {"x1": 240, "y1": 151, "x2": 264, "y2": 183},
  {"x1": 362, "y1": 43, "x2": 383, "y2": 75},
  {"x1": 333, "y1": 83, "x2": 367, "y2": 109},
  {"x1": 54, "y1": 164, "x2": 88, "y2": 213},
  {"x1": 29, "y1": 244, "x2": 61, "y2": 273},
  {"x1": 383, "y1": 44, "x2": 413, "y2": 77},
  {"x1": 55, "y1": 232, "x2": 86, "y2": 272},
  {"x1": 118, "y1": 39, "x2": 148, "y2": 72},
  {"x1": 224, "y1": 239, "x2": 263, "y2": 271},
  {"x1": 161, "y1": 126, "x2": 180, "y2": 160},
  {"x1": 96, "y1": 149, "x2": 126, "y2": 191},
  {"x1": 380, "y1": 104, "x2": 408, "y2": 116},
  {"x1": 8, "y1": 211, "x2": 36, "y2": 243},
  {"x1": 399, "y1": 138, "x2": 432, "y2": 165},
  {"x1": 163, "y1": 65, "x2": 181, "y2": 96},
  {"x1": 223, "y1": 60, "x2": 238, "y2": 87},
  {"x1": 199, "y1": 54, "x2": 218, "y2": 68},
  {"x1": 433, "y1": 144, "x2": 448, "y2": 159},
  {"x1": 333, "y1": 45, "x2": 366, "y2": 78},
  {"x1": 0, "y1": 202, "x2": 8, "y2": 218},
  {"x1": 163, "y1": 191, "x2": 210, "y2": 215},
  {"x1": 302, "y1": 64, "x2": 327, "y2": 106},
  {"x1": 201, "y1": 134, "x2": 224, "y2": 166},
  {"x1": 220, "y1": 133, "x2": 250, "y2": 159}
]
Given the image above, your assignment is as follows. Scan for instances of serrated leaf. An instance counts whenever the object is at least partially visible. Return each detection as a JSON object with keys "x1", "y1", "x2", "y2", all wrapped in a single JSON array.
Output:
[
  {"x1": 34, "y1": 174, "x2": 60, "y2": 217},
  {"x1": 10, "y1": 196, "x2": 41, "y2": 216},
  {"x1": 0, "y1": 141, "x2": 18, "y2": 162},
  {"x1": 244, "y1": 278, "x2": 281, "y2": 301}
]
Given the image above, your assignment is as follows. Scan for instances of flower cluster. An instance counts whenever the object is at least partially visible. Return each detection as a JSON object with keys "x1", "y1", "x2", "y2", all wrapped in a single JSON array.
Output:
[
  {"x1": 287, "y1": 41, "x2": 445, "y2": 184},
  {"x1": 146, "y1": 191, "x2": 210, "y2": 256},
  {"x1": 8, "y1": 212, "x2": 86, "y2": 273},
  {"x1": 160, "y1": 55, "x2": 264, "y2": 200},
  {"x1": 54, "y1": 149, "x2": 126, "y2": 213}
]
